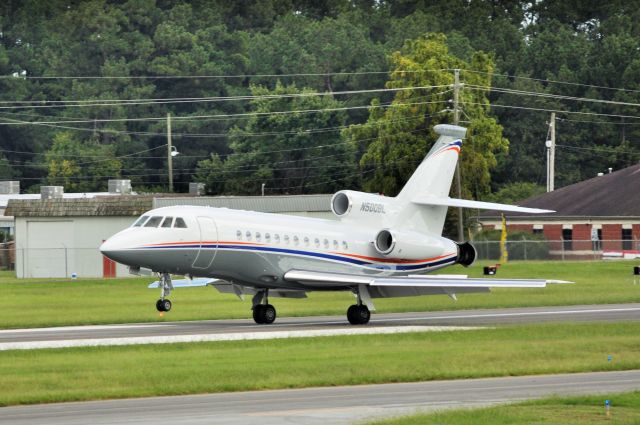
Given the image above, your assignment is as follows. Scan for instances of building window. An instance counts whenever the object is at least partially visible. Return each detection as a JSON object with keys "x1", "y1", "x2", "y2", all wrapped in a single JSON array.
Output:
[
  {"x1": 562, "y1": 228, "x2": 573, "y2": 251},
  {"x1": 532, "y1": 228, "x2": 543, "y2": 235},
  {"x1": 622, "y1": 228, "x2": 633, "y2": 250}
]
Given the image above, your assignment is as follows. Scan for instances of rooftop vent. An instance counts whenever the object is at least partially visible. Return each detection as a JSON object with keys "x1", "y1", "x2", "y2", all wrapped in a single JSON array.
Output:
[
  {"x1": 41, "y1": 186, "x2": 63, "y2": 200},
  {"x1": 108, "y1": 179, "x2": 132, "y2": 195},
  {"x1": 189, "y1": 182, "x2": 205, "y2": 196},
  {"x1": 0, "y1": 181, "x2": 19, "y2": 195}
]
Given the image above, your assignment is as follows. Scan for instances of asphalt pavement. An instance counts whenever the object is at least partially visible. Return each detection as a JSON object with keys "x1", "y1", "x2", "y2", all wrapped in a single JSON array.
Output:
[{"x1": 1, "y1": 370, "x2": 638, "y2": 425}]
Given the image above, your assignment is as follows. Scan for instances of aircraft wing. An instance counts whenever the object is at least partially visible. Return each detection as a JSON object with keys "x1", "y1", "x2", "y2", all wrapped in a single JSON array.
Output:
[
  {"x1": 284, "y1": 269, "x2": 549, "y2": 289},
  {"x1": 412, "y1": 196, "x2": 554, "y2": 214},
  {"x1": 148, "y1": 278, "x2": 218, "y2": 288}
]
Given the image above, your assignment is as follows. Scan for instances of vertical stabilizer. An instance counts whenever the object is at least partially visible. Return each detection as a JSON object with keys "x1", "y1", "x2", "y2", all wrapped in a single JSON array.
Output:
[{"x1": 392, "y1": 124, "x2": 467, "y2": 233}]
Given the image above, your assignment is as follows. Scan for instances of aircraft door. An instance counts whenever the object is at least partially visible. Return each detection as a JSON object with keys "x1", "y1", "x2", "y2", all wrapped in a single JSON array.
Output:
[{"x1": 192, "y1": 216, "x2": 218, "y2": 269}]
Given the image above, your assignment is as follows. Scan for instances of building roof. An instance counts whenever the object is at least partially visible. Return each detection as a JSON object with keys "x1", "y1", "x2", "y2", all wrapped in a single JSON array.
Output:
[
  {"x1": 154, "y1": 194, "x2": 332, "y2": 213},
  {"x1": 6, "y1": 194, "x2": 333, "y2": 217},
  {"x1": 6, "y1": 196, "x2": 155, "y2": 217},
  {"x1": 480, "y1": 163, "x2": 640, "y2": 220}
]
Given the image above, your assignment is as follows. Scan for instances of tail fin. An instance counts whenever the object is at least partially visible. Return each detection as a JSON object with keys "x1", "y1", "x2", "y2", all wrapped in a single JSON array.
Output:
[{"x1": 392, "y1": 124, "x2": 466, "y2": 233}]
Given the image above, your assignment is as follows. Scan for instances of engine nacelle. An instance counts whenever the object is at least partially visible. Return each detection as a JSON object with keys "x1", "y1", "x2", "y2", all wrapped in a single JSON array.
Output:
[
  {"x1": 373, "y1": 228, "x2": 457, "y2": 261},
  {"x1": 455, "y1": 241, "x2": 477, "y2": 267},
  {"x1": 331, "y1": 190, "x2": 392, "y2": 220}
]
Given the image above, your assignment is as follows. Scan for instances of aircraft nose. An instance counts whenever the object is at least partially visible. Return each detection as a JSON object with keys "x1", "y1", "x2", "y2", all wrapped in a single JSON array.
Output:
[{"x1": 100, "y1": 235, "x2": 126, "y2": 263}]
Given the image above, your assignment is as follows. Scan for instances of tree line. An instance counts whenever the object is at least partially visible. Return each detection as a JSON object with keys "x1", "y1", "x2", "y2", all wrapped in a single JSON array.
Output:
[{"x1": 1, "y1": 0, "x2": 639, "y2": 212}]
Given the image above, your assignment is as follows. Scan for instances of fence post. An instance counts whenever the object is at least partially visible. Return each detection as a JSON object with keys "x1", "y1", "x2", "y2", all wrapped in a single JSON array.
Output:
[
  {"x1": 561, "y1": 239, "x2": 565, "y2": 261},
  {"x1": 523, "y1": 235, "x2": 527, "y2": 261}
]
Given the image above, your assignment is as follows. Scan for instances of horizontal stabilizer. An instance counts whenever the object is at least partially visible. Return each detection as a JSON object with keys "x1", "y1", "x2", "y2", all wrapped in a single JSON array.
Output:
[
  {"x1": 412, "y1": 196, "x2": 554, "y2": 214},
  {"x1": 148, "y1": 278, "x2": 218, "y2": 288}
]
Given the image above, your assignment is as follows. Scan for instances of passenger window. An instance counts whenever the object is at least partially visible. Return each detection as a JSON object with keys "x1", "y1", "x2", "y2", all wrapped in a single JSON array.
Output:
[
  {"x1": 236, "y1": 230, "x2": 242, "y2": 240},
  {"x1": 144, "y1": 216, "x2": 163, "y2": 228},
  {"x1": 333, "y1": 240, "x2": 339, "y2": 249},
  {"x1": 293, "y1": 236, "x2": 299, "y2": 246},
  {"x1": 274, "y1": 234, "x2": 280, "y2": 244},
  {"x1": 342, "y1": 241, "x2": 348, "y2": 250},
  {"x1": 265, "y1": 233, "x2": 271, "y2": 243},
  {"x1": 314, "y1": 237, "x2": 320, "y2": 248},
  {"x1": 256, "y1": 232, "x2": 261, "y2": 242},
  {"x1": 303, "y1": 236, "x2": 310, "y2": 246},
  {"x1": 174, "y1": 217, "x2": 187, "y2": 228},
  {"x1": 160, "y1": 217, "x2": 173, "y2": 228},
  {"x1": 284, "y1": 235, "x2": 290, "y2": 244},
  {"x1": 133, "y1": 215, "x2": 149, "y2": 227},
  {"x1": 324, "y1": 239, "x2": 329, "y2": 249},
  {"x1": 246, "y1": 231, "x2": 252, "y2": 240}
]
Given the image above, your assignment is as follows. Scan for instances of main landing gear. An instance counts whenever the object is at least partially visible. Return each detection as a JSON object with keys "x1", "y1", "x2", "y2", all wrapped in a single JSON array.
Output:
[
  {"x1": 156, "y1": 272, "x2": 173, "y2": 312},
  {"x1": 347, "y1": 286, "x2": 371, "y2": 325},
  {"x1": 252, "y1": 289, "x2": 276, "y2": 324}
]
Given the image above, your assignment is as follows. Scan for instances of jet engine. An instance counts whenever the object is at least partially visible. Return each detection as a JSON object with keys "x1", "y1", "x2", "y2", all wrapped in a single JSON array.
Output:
[
  {"x1": 455, "y1": 241, "x2": 477, "y2": 267},
  {"x1": 373, "y1": 228, "x2": 457, "y2": 261},
  {"x1": 331, "y1": 190, "x2": 392, "y2": 220}
]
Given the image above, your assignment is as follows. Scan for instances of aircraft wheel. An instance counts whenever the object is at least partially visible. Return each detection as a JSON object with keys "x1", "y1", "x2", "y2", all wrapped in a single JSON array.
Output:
[
  {"x1": 347, "y1": 304, "x2": 370, "y2": 325},
  {"x1": 156, "y1": 299, "x2": 165, "y2": 312},
  {"x1": 253, "y1": 305, "x2": 265, "y2": 324},
  {"x1": 162, "y1": 298, "x2": 171, "y2": 311},
  {"x1": 262, "y1": 304, "x2": 276, "y2": 324}
]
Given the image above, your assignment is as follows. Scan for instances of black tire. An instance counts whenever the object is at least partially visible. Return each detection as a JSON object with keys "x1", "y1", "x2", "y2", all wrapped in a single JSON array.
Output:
[
  {"x1": 262, "y1": 304, "x2": 276, "y2": 324},
  {"x1": 347, "y1": 304, "x2": 359, "y2": 325},
  {"x1": 156, "y1": 299, "x2": 165, "y2": 312},
  {"x1": 161, "y1": 299, "x2": 172, "y2": 312},
  {"x1": 253, "y1": 305, "x2": 265, "y2": 324},
  {"x1": 357, "y1": 305, "x2": 370, "y2": 324}
]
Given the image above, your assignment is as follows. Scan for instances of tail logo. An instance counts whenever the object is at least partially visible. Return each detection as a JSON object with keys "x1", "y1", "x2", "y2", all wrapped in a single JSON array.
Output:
[{"x1": 433, "y1": 140, "x2": 462, "y2": 156}]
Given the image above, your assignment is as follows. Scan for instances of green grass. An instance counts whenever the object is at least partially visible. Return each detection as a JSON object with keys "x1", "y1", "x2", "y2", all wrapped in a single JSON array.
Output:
[
  {"x1": 0, "y1": 322, "x2": 639, "y2": 406},
  {"x1": 364, "y1": 392, "x2": 640, "y2": 424},
  {"x1": 1, "y1": 260, "x2": 639, "y2": 329}
]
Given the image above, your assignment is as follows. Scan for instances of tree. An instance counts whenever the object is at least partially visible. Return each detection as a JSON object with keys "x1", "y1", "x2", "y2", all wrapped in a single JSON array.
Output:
[
  {"x1": 44, "y1": 131, "x2": 121, "y2": 192},
  {"x1": 196, "y1": 82, "x2": 357, "y2": 195},
  {"x1": 346, "y1": 34, "x2": 508, "y2": 201}
]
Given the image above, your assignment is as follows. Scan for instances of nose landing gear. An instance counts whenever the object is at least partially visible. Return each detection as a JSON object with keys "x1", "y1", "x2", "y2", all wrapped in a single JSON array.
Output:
[{"x1": 155, "y1": 272, "x2": 173, "y2": 312}]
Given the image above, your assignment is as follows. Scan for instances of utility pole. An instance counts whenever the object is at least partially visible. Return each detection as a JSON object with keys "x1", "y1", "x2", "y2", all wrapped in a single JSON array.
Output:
[
  {"x1": 453, "y1": 68, "x2": 464, "y2": 242},
  {"x1": 167, "y1": 112, "x2": 173, "y2": 193},
  {"x1": 546, "y1": 112, "x2": 555, "y2": 192}
]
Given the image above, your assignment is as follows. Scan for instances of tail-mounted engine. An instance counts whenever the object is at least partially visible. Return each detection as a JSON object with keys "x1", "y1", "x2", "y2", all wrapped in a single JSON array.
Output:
[
  {"x1": 372, "y1": 228, "x2": 457, "y2": 261},
  {"x1": 455, "y1": 241, "x2": 477, "y2": 267},
  {"x1": 331, "y1": 190, "x2": 392, "y2": 221}
]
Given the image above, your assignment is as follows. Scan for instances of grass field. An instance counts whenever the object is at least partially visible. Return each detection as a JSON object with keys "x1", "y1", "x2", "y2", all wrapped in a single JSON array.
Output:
[
  {"x1": 1, "y1": 260, "x2": 639, "y2": 329},
  {"x1": 364, "y1": 391, "x2": 640, "y2": 424},
  {"x1": 0, "y1": 322, "x2": 639, "y2": 406}
]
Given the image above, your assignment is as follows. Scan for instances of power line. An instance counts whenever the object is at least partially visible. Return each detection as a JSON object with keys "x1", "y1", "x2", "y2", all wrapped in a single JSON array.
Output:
[{"x1": 0, "y1": 85, "x2": 448, "y2": 109}]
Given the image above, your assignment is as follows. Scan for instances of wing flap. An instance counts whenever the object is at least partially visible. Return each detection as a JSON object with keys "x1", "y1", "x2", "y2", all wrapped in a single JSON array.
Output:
[{"x1": 412, "y1": 196, "x2": 554, "y2": 214}]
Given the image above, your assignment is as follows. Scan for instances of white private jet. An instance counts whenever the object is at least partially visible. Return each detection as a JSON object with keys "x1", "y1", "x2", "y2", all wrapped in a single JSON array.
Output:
[{"x1": 100, "y1": 124, "x2": 555, "y2": 325}]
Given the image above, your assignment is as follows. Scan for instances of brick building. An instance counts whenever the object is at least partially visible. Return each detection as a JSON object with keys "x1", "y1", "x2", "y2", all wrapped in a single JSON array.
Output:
[{"x1": 478, "y1": 164, "x2": 640, "y2": 258}]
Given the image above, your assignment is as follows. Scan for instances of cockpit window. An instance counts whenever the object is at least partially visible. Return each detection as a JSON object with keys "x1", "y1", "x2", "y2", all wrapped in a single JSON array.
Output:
[
  {"x1": 160, "y1": 217, "x2": 173, "y2": 228},
  {"x1": 174, "y1": 217, "x2": 187, "y2": 228},
  {"x1": 144, "y1": 216, "x2": 163, "y2": 228},
  {"x1": 133, "y1": 215, "x2": 149, "y2": 227}
]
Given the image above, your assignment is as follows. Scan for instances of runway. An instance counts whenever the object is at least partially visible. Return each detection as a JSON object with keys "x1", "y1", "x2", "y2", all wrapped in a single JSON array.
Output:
[
  {"x1": 0, "y1": 303, "x2": 638, "y2": 350},
  {"x1": 1, "y1": 370, "x2": 639, "y2": 425}
]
